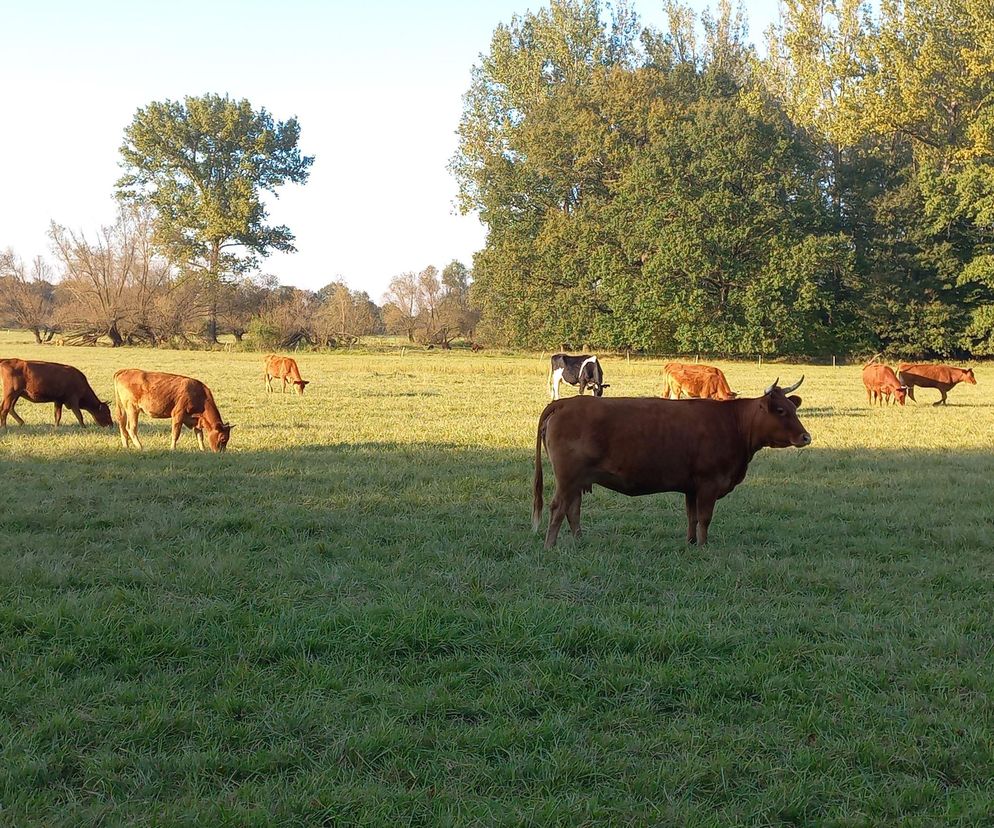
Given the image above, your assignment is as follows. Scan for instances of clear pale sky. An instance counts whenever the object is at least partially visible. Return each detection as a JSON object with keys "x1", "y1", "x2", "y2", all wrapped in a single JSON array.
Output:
[{"x1": 0, "y1": 0, "x2": 780, "y2": 299}]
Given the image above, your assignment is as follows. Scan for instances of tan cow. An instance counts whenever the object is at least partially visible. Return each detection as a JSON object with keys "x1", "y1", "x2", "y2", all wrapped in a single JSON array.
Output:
[
  {"x1": 862, "y1": 363, "x2": 908, "y2": 406},
  {"x1": 896, "y1": 363, "x2": 976, "y2": 406},
  {"x1": 661, "y1": 362, "x2": 737, "y2": 401},
  {"x1": 114, "y1": 369, "x2": 232, "y2": 452},
  {"x1": 264, "y1": 354, "x2": 310, "y2": 395}
]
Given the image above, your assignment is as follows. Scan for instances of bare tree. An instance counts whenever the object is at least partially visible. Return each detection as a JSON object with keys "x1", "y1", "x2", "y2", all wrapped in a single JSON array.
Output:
[
  {"x1": 382, "y1": 271, "x2": 419, "y2": 342},
  {"x1": 50, "y1": 207, "x2": 171, "y2": 346},
  {"x1": 0, "y1": 250, "x2": 58, "y2": 343}
]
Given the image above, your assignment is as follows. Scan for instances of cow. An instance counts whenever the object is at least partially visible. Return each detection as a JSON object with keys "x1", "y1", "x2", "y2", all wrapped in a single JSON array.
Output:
[
  {"x1": 662, "y1": 362, "x2": 737, "y2": 401},
  {"x1": 113, "y1": 369, "x2": 232, "y2": 452},
  {"x1": 548, "y1": 354, "x2": 609, "y2": 400},
  {"x1": 896, "y1": 363, "x2": 976, "y2": 406},
  {"x1": 532, "y1": 377, "x2": 809, "y2": 547},
  {"x1": 0, "y1": 358, "x2": 112, "y2": 428},
  {"x1": 862, "y1": 363, "x2": 908, "y2": 406},
  {"x1": 264, "y1": 354, "x2": 310, "y2": 395}
]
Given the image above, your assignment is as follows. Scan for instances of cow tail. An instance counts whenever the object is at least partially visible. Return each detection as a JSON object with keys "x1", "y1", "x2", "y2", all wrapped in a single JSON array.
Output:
[{"x1": 532, "y1": 405, "x2": 554, "y2": 532}]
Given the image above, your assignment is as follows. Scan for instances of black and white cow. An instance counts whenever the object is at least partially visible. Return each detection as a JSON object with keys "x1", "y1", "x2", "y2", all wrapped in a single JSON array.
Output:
[{"x1": 548, "y1": 353, "x2": 609, "y2": 400}]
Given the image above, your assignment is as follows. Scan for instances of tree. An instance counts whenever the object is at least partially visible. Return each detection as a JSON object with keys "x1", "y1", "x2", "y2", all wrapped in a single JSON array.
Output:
[
  {"x1": 117, "y1": 94, "x2": 314, "y2": 342},
  {"x1": 50, "y1": 207, "x2": 172, "y2": 346},
  {"x1": 382, "y1": 272, "x2": 420, "y2": 342},
  {"x1": 0, "y1": 250, "x2": 58, "y2": 343},
  {"x1": 312, "y1": 280, "x2": 380, "y2": 345}
]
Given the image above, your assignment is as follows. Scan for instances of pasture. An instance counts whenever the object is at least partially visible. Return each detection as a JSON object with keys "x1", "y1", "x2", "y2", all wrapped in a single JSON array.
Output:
[{"x1": 2, "y1": 330, "x2": 993, "y2": 825}]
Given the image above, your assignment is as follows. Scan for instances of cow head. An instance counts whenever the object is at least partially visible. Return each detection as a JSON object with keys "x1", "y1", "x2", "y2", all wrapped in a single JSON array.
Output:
[
  {"x1": 894, "y1": 385, "x2": 908, "y2": 405},
  {"x1": 293, "y1": 379, "x2": 310, "y2": 395},
  {"x1": 93, "y1": 400, "x2": 114, "y2": 427},
  {"x1": 757, "y1": 376, "x2": 811, "y2": 448},
  {"x1": 964, "y1": 368, "x2": 977, "y2": 384},
  {"x1": 207, "y1": 422, "x2": 233, "y2": 452}
]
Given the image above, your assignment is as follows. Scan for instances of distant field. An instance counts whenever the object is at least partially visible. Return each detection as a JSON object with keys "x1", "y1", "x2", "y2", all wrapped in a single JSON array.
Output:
[{"x1": 2, "y1": 329, "x2": 993, "y2": 824}]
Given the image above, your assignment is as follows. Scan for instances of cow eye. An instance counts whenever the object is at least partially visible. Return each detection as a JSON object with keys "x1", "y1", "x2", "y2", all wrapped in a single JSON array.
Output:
[{"x1": 775, "y1": 406, "x2": 786, "y2": 415}]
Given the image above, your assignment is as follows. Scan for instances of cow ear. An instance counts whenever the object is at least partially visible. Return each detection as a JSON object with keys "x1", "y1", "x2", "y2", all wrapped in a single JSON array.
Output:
[{"x1": 788, "y1": 395, "x2": 802, "y2": 408}]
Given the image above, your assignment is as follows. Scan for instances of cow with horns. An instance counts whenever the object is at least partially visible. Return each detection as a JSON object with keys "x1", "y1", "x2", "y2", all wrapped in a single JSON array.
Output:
[{"x1": 533, "y1": 376, "x2": 809, "y2": 547}]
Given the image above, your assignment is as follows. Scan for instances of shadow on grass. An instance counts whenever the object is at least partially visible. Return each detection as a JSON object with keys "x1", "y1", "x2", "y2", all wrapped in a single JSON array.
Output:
[{"x1": 2, "y1": 441, "x2": 994, "y2": 823}]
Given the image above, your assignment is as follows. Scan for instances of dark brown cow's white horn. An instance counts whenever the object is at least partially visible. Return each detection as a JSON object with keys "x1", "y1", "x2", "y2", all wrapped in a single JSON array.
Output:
[
  {"x1": 781, "y1": 375, "x2": 804, "y2": 394},
  {"x1": 764, "y1": 378, "x2": 779, "y2": 395}
]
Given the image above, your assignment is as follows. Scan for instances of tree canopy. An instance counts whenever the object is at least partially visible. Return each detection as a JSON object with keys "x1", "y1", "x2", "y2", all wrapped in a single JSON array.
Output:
[
  {"x1": 453, "y1": 0, "x2": 994, "y2": 357},
  {"x1": 117, "y1": 94, "x2": 314, "y2": 341}
]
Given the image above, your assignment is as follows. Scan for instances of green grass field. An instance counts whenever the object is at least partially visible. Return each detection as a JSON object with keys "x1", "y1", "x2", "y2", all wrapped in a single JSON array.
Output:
[{"x1": 2, "y1": 330, "x2": 993, "y2": 825}]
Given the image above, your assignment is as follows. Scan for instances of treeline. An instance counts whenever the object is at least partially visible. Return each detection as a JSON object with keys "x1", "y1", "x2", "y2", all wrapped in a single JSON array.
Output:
[
  {"x1": 0, "y1": 208, "x2": 475, "y2": 349},
  {"x1": 453, "y1": 0, "x2": 994, "y2": 357}
]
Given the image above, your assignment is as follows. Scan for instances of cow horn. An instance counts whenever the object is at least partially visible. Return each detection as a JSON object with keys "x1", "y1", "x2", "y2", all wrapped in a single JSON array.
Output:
[
  {"x1": 764, "y1": 378, "x2": 779, "y2": 395},
  {"x1": 781, "y1": 375, "x2": 805, "y2": 394}
]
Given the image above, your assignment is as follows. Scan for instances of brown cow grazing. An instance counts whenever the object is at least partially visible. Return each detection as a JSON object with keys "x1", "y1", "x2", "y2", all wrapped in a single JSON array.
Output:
[
  {"x1": 896, "y1": 363, "x2": 976, "y2": 406},
  {"x1": 0, "y1": 359, "x2": 112, "y2": 428},
  {"x1": 662, "y1": 362, "x2": 737, "y2": 401},
  {"x1": 533, "y1": 377, "x2": 809, "y2": 547},
  {"x1": 862, "y1": 363, "x2": 908, "y2": 406},
  {"x1": 114, "y1": 369, "x2": 232, "y2": 452},
  {"x1": 264, "y1": 354, "x2": 310, "y2": 395}
]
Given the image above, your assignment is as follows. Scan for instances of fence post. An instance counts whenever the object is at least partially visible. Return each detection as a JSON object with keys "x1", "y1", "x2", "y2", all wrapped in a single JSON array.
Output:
[{"x1": 832, "y1": 355, "x2": 837, "y2": 367}]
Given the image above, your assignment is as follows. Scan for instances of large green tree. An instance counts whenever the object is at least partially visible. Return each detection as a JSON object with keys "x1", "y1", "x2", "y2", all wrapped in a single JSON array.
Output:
[{"x1": 117, "y1": 94, "x2": 314, "y2": 342}]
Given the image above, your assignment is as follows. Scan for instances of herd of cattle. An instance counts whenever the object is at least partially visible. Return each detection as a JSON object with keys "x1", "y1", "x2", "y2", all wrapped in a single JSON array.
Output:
[
  {"x1": 0, "y1": 354, "x2": 310, "y2": 451},
  {"x1": 534, "y1": 352, "x2": 978, "y2": 548},
  {"x1": 0, "y1": 349, "x2": 979, "y2": 545}
]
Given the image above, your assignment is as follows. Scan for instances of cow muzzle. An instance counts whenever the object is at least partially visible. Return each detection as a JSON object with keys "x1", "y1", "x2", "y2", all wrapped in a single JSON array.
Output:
[{"x1": 794, "y1": 432, "x2": 812, "y2": 447}]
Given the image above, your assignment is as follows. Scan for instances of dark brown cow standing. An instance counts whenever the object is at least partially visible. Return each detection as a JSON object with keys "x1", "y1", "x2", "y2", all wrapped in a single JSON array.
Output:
[
  {"x1": 114, "y1": 369, "x2": 232, "y2": 452},
  {"x1": 862, "y1": 363, "x2": 908, "y2": 406},
  {"x1": 662, "y1": 362, "x2": 737, "y2": 401},
  {"x1": 896, "y1": 363, "x2": 976, "y2": 406},
  {"x1": 0, "y1": 358, "x2": 112, "y2": 428},
  {"x1": 533, "y1": 377, "x2": 810, "y2": 547}
]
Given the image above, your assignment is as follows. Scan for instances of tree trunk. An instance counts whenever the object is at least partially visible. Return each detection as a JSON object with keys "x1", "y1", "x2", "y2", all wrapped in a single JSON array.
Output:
[
  {"x1": 233, "y1": 331, "x2": 244, "y2": 342},
  {"x1": 31, "y1": 327, "x2": 42, "y2": 344},
  {"x1": 207, "y1": 239, "x2": 221, "y2": 344},
  {"x1": 108, "y1": 324, "x2": 124, "y2": 347}
]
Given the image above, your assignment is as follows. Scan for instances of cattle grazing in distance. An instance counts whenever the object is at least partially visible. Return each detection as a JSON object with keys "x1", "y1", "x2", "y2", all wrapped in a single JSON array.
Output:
[
  {"x1": 896, "y1": 363, "x2": 976, "y2": 406},
  {"x1": 114, "y1": 369, "x2": 232, "y2": 452},
  {"x1": 0, "y1": 358, "x2": 112, "y2": 428},
  {"x1": 264, "y1": 354, "x2": 310, "y2": 395},
  {"x1": 862, "y1": 362, "x2": 908, "y2": 406},
  {"x1": 548, "y1": 354, "x2": 609, "y2": 400},
  {"x1": 662, "y1": 362, "x2": 737, "y2": 401},
  {"x1": 533, "y1": 377, "x2": 809, "y2": 547}
]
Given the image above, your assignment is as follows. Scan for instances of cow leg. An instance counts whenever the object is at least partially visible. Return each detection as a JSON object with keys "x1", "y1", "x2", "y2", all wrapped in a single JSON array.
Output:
[
  {"x1": 126, "y1": 411, "x2": 143, "y2": 450},
  {"x1": 685, "y1": 492, "x2": 698, "y2": 544},
  {"x1": 907, "y1": 386, "x2": 916, "y2": 402},
  {"x1": 117, "y1": 409, "x2": 131, "y2": 447},
  {"x1": 1, "y1": 394, "x2": 25, "y2": 427},
  {"x1": 565, "y1": 494, "x2": 582, "y2": 539},
  {"x1": 281, "y1": 377, "x2": 287, "y2": 394},
  {"x1": 865, "y1": 388, "x2": 871, "y2": 405},
  {"x1": 195, "y1": 428, "x2": 206, "y2": 451},
  {"x1": 170, "y1": 418, "x2": 183, "y2": 449},
  {"x1": 70, "y1": 402, "x2": 85, "y2": 427},
  {"x1": 265, "y1": 373, "x2": 273, "y2": 393},
  {"x1": 695, "y1": 492, "x2": 717, "y2": 545},
  {"x1": 544, "y1": 490, "x2": 570, "y2": 549},
  {"x1": 935, "y1": 388, "x2": 948, "y2": 406},
  {"x1": 550, "y1": 368, "x2": 563, "y2": 401},
  {"x1": 54, "y1": 403, "x2": 63, "y2": 425}
]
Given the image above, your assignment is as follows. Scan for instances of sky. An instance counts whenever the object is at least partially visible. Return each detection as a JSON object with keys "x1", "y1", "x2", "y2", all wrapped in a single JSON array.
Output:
[{"x1": 0, "y1": 0, "x2": 781, "y2": 300}]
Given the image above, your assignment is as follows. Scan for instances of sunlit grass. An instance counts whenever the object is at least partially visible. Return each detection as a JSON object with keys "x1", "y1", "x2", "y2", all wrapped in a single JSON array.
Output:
[{"x1": 1, "y1": 330, "x2": 992, "y2": 823}]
